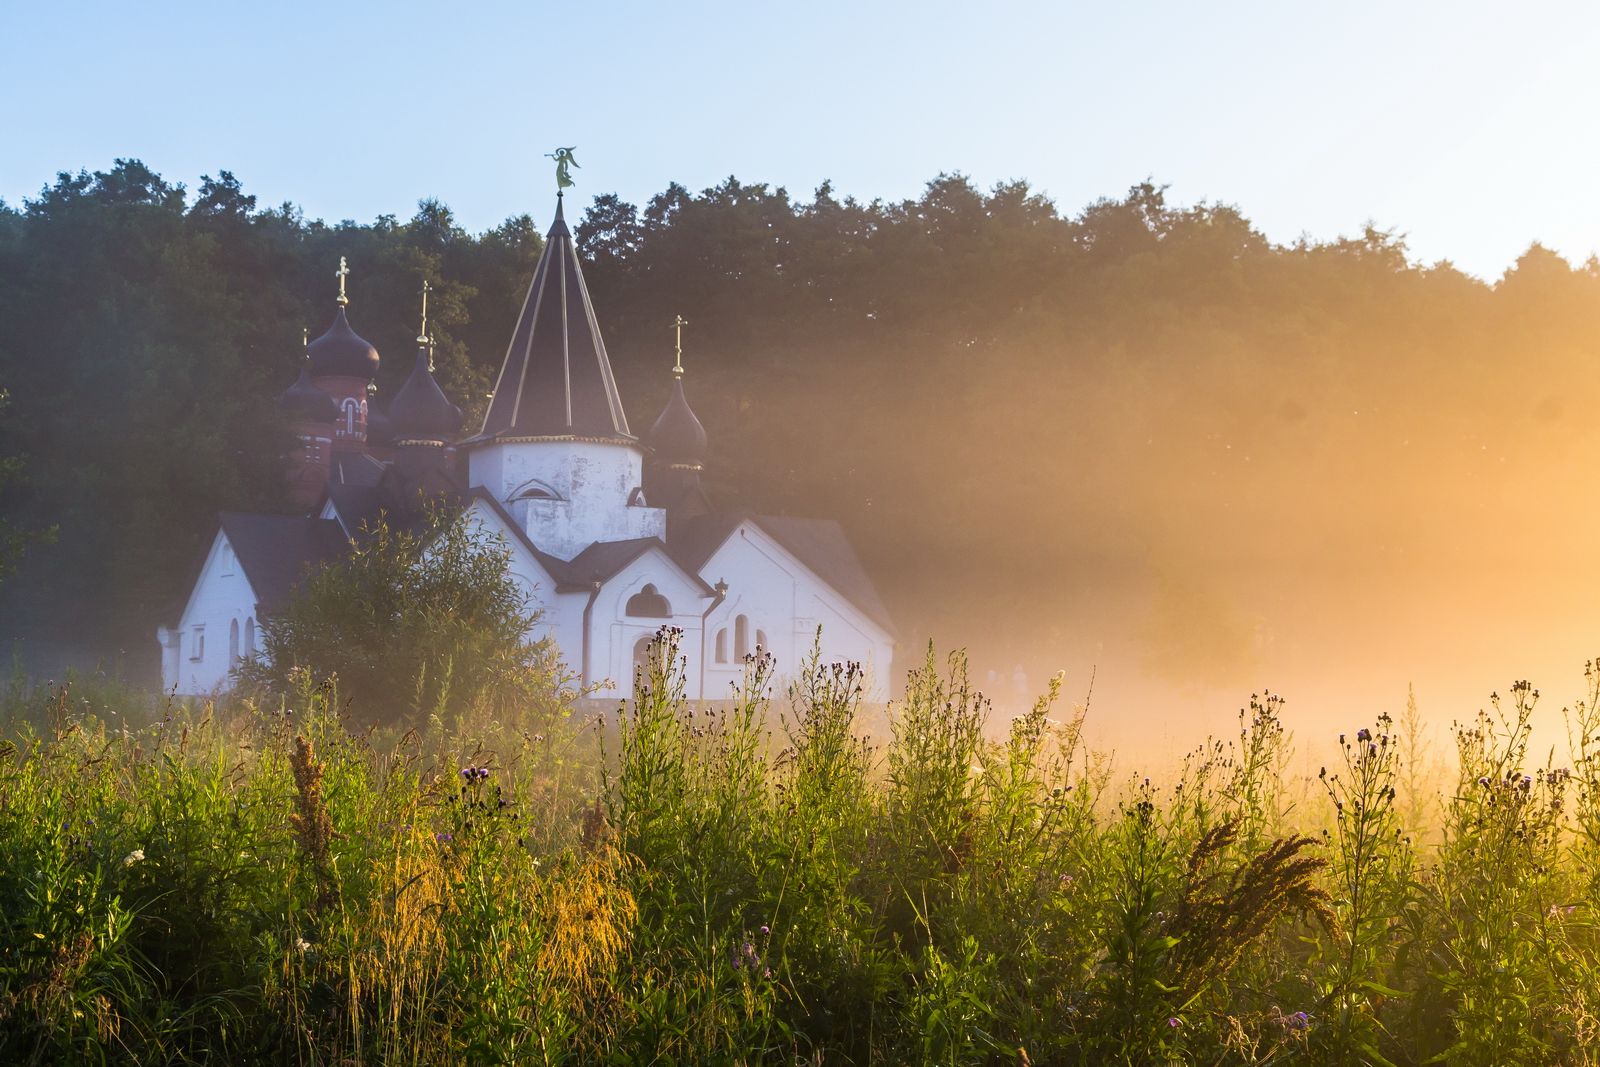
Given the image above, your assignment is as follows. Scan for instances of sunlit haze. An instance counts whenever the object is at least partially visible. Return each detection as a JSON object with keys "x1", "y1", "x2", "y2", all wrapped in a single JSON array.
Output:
[{"x1": 5, "y1": 0, "x2": 1600, "y2": 763}]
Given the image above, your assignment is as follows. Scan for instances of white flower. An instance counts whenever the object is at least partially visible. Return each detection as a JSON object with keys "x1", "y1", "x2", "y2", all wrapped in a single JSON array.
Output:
[
  {"x1": 122, "y1": 849, "x2": 145, "y2": 867},
  {"x1": 294, "y1": 938, "x2": 312, "y2": 954}
]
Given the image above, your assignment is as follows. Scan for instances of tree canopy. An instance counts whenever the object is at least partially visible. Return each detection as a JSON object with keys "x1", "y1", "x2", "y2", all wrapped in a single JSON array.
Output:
[{"x1": 1, "y1": 160, "x2": 1596, "y2": 687}]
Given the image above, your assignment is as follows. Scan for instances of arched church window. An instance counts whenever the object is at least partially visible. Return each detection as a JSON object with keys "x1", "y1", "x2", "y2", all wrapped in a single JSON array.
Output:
[
  {"x1": 756, "y1": 629, "x2": 768, "y2": 651},
  {"x1": 244, "y1": 617, "x2": 255, "y2": 656},
  {"x1": 715, "y1": 628, "x2": 728, "y2": 663},
  {"x1": 633, "y1": 635, "x2": 655, "y2": 680},
  {"x1": 341, "y1": 398, "x2": 358, "y2": 436},
  {"x1": 626, "y1": 583, "x2": 671, "y2": 618},
  {"x1": 735, "y1": 615, "x2": 750, "y2": 659},
  {"x1": 229, "y1": 619, "x2": 240, "y2": 665},
  {"x1": 191, "y1": 626, "x2": 205, "y2": 662},
  {"x1": 513, "y1": 479, "x2": 561, "y2": 501}
]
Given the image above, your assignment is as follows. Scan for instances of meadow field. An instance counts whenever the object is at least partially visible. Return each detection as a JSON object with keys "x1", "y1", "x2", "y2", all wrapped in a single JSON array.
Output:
[{"x1": 2, "y1": 632, "x2": 1598, "y2": 1065}]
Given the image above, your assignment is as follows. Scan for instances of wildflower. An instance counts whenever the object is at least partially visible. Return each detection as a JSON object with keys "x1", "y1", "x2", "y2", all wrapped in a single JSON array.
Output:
[
  {"x1": 122, "y1": 848, "x2": 145, "y2": 867},
  {"x1": 1357, "y1": 728, "x2": 1371, "y2": 742},
  {"x1": 1289, "y1": 1011, "x2": 1311, "y2": 1030},
  {"x1": 435, "y1": 832, "x2": 453, "y2": 843},
  {"x1": 760, "y1": 924, "x2": 770, "y2": 936},
  {"x1": 1477, "y1": 776, "x2": 1491, "y2": 788},
  {"x1": 1168, "y1": 1016, "x2": 1181, "y2": 1028},
  {"x1": 294, "y1": 937, "x2": 312, "y2": 953}
]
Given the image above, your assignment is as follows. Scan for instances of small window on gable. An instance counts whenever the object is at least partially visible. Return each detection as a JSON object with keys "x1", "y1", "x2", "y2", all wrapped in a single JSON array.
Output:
[
  {"x1": 627, "y1": 486, "x2": 648, "y2": 507},
  {"x1": 715, "y1": 628, "x2": 728, "y2": 663},
  {"x1": 735, "y1": 614, "x2": 750, "y2": 659},
  {"x1": 191, "y1": 626, "x2": 205, "y2": 662},
  {"x1": 625, "y1": 583, "x2": 671, "y2": 618},
  {"x1": 220, "y1": 542, "x2": 235, "y2": 576}
]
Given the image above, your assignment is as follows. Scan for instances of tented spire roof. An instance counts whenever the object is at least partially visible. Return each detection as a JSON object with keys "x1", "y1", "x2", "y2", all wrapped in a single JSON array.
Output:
[{"x1": 473, "y1": 195, "x2": 632, "y2": 443}]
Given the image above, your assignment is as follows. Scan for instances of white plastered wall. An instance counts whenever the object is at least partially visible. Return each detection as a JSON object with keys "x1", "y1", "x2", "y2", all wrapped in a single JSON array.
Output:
[
  {"x1": 160, "y1": 530, "x2": 261, "y2": 695},
  {"x1": 467, "y1": 440, "x2": 666, "y2": 560},
  {"x1": 582, "y1": 551, "x2": 711, "y2": 699},
  {"x1": 697, "y1": 521, "x2": 895, "y2": 700}
]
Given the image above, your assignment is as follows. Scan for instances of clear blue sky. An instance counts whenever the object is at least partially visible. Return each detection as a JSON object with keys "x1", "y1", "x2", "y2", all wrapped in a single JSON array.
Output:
[{"x1": 4, "y1": 0, "x2": 1597, "y2": 279}]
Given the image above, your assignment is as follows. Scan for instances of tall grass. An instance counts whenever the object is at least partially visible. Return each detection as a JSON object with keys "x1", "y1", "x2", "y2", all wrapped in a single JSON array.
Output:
[{"x1": 3, "y1": 636, "x2": 1600, "y2": 1063}]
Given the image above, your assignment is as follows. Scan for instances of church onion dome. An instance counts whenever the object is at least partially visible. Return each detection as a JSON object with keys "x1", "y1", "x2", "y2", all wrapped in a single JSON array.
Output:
[
  {"x1": 388, "y1": 345, "x2": 463, "y2": 442},
  {"x1": 471, "y1": 195, "x2": 632, "y2": 443},
  {"x1": 306, "y1": 307, "x2": 381, "y2": 380},
  {"x1": 280, "y1": 363, "x2": 339, "y2": 423},
  {"x1": 648, "y1": 376, "x2": 707, "y2": 466}
]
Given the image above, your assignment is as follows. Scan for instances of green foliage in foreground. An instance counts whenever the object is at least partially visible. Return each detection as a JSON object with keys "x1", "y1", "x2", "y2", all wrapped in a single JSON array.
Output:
[{"x1": 4, "y1": 642, "x2": 1600, "y2": 1064}]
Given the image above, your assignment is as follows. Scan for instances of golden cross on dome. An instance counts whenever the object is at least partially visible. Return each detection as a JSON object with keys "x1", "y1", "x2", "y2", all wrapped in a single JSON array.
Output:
[
  {"x1": 335, "y1": 256, "x2": 351, "y2": 306},
  {"x1": 418, "y1": 279, "x2": 432, "y2": 344},
  {"x1": 670, "y1": 314, "x2": 689, "y2": 377}
]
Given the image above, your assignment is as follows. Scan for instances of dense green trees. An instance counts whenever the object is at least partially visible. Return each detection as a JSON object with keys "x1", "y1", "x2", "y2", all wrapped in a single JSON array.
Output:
[{"x1": 1, "y1": 160, "x2": 1596, "y2": 684}]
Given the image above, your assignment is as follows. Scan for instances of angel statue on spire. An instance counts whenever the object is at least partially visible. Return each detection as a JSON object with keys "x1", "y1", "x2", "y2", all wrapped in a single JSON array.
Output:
[{"x1": 547, "y1": 147, "x2": 579, "y2": 190}]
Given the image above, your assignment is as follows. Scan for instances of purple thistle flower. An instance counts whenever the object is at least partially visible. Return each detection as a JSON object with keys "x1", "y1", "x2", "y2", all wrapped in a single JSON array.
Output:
[
  {"x1": 1357, "y1": 728, "x2": 1371, "y2": 742},
  {"x1": 759, "y1": 924, "x2": 770, "y2": 936},
  {"x1": 1168, "y1": 1016, "x2": 1181, "y2": 1028}
]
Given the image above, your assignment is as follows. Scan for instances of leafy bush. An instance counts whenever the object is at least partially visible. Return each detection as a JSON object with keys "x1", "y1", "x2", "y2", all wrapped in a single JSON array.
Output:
[{"x1": 239, "y1": 507, "x2": 568, "y2": 728}]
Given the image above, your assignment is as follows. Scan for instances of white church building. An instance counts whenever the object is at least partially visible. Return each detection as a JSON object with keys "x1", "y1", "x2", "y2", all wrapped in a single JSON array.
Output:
[{"x1": 158, "y1": 194, "x2": 895, "y2": 699}]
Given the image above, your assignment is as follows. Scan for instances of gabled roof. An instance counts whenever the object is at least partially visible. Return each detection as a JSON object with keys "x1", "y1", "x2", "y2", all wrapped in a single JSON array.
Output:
[
  {"x1": 754, "y1": 516, "x2": 896, "y2": 635},
  {"x1": 565, "y1": 538, "x2": 714, "y2": 595},
  {"x1": 331, "y1": 450, "x2": 387, "y2": 488},
  {"x1": 217, "y1": 512, "x2": 351, "y2": 613},
  {"x1": 670, "y1": 512, "x2": 896, "y2": 635},
  {"x1": 471, "y1": 196, "x2": 632, "y2": 444}
]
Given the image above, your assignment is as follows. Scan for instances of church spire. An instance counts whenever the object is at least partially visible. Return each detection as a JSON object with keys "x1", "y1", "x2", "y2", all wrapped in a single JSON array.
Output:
[{"x1": 472, "y1": 193, "x2": 630, "y2": 443}]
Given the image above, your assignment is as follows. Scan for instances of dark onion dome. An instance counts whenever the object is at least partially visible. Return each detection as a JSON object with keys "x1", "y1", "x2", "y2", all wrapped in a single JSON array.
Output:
[
  {"x1": 280, "y1": 363, "x2": 339, "y2": 422},
  {"x1": 307, "y1": 307, "x2": 381, "y2": 380},
  {"x1": 388, "y1": 346, "x2": 463, "y2": 442},
  {"x1": 648, "y1": 376, "x2": 707, "y2": 466}
]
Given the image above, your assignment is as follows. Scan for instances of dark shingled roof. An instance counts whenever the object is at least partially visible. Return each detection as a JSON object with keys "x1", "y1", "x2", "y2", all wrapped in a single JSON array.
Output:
[
  {"x1": 471, "y1": 196, "x2": 632, "y2": 444},
  {"x1": 670, "y1": 512, "x2": 896, "y2": 635},
  {"x1": 331, "y1": 450, "x2": 387, "y2": 489},
  {"x1": 218, "y1": 512, "x2": 350, "y2": 613}
]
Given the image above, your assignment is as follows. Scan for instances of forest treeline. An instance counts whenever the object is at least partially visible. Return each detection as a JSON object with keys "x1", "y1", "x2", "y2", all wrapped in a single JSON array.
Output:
[{"x1": 1, "y1": 159, "x2": 1597, "y2": 682}]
